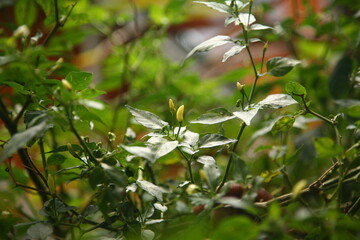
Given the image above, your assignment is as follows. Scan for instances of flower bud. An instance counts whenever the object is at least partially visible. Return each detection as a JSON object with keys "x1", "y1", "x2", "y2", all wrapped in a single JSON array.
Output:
[
  {"x1": 108, "y1": 132, "x2": 116, "y2": 142},
  {"x1": 169, "y1": 99, "x2": 175, "y2": 112},
  {"x1": 176, "y1": 105, "x2": 184, "y2": 122},
  {"x1": 236, "y1": 82, "x2": 244, "y2": 91},
  {"x1": 13, "y1": 25, "x2": 30, "y2": 38},
  {"x1": 264, "y1": 41, "x2": 268, "y2": 50},
  {"x1": 61, "y1": 79, "x2": 72, "y2": 91}
]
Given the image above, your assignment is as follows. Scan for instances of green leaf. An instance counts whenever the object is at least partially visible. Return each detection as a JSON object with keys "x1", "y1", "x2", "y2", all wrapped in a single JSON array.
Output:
[
  {"x1": 266, "y1": 57, "x2": 301, "y2": 77},
  {"x1": 329, "y1": 53, "x2": 353, "y2": 99},
  {"x1": 190, "y1": 108, "x2": 235, "y2": 125},
  {"x1": 194, "y1": 1, "x2": 231, "y2": 14},
  {"x1": 257, "y1": 94, "x2": 297, "y2": 109},
  {"x1": 15, "y1": 0, "x2": 37, "y2": 27},
  {"x1": 230, "y1": 153, "x2": 248, "y2": 182},
  {"x1": 0, "y1": 121, "x2": 51, "y2": 163},
  {"x1": 65, "y1": 71, "x2": 93, "y2": 91},
  {"x1": 89, "y1": 166, "x2": 105, "y2": 189},
  {"x1": 121, "y1": 145, "x2": 154, "y2": 161},
  {"x1": 313, "y1": 137, "x2": 343, "y2": 159},
  {"x1": 233, "y1": 107, "x2": 260, "y2": 126},
  {"x1": 79, "y1": 88, "x2": 106, "y2": 98},
  {"x1": 198, "y1": 134, "x2": 237, "y2": 148},
  {"x1": 237, "y1": 13, "x2": 256, "y2": 27},
  {"x1": 212, "y1": 216, "x2": 260, "y2": 240},
  {"x1": 285, "y1": 81, "x2": 307, "y2": 103},
  {"x1": 136, "y1": 180, "x2": 167, "y2": 202},
  {"x1": 204, "y1": 163, "x2": 220, "y2": 191},
  {"x1": 271, "y1": 116, "x2": 295, "y2": 135},
  {"x1": 185, "y1": 35, "x2": 232, "y2": 59},
  {"x1": 222, "y1": 45, "x2": 246, "y2": 62},
  {"x1": 47, "y1": 153, "x2": 66, "y2": 165},
  {"x1": 27, "y1": 222, "x2": 53, "y2": 240},
  {"x1": 125, "y1": 105, "x2": 169, "y2": 130}
]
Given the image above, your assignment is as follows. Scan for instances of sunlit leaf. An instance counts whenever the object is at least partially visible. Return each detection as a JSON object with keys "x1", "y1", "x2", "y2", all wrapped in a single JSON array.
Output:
[
  {"x1": 237, "y1": 13, "x2": 256, "y2": 27},
  {"x1": 194, "y1": 1, "x2": 231, "y2": 14},
  {"x1": 233, "y1": 107, "x2": 260, "y2": 126},
  {"x1": 126, "y1": 105, "x2": 169, "y2": 130},
  {"x1": 257, "y1": 94, "x2": 298, "y2": 109},
  {"x1": 266, "y1": 57, "x2": 301, "y2": 77},
  {"x1": 196, "y1": 155, "x2": 216, "y2": 165},
  {"x1": 186, "y1": 35, "x2": 232, "y2": 59},
  {"x1": 137, "y1": 180, "x2": 167, "y2": 202},
  {"x1": 250, "y1": 23, "x2": 272, "y2": 31},
  {"x1": 222, "y1": 45, "x2": 246, "y2": 62},
  {"x1": 198, "y1": 134, "x2": 237, "y2": 148},
  {"x1": 190, "y1": 108, "x2": 235, "y2": 124}
]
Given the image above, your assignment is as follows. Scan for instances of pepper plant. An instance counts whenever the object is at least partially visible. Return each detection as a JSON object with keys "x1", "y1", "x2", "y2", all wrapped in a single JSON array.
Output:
[{"x1": 0, "y1": 0, "x2": 360, "y2": 239}]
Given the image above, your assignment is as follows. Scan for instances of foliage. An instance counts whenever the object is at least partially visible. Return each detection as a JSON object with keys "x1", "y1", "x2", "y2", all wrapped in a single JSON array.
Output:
[{"x1": 0, "y1": 0, "x2": 359, "y2": 239}]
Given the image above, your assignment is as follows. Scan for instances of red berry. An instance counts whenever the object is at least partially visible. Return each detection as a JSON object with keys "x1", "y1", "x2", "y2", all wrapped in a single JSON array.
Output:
[
  {"x1": 255, "y1": 188, "x2": 273, "y2": 202},
  {"x1": 193, "y1": 204, "x2": 205, "y2": 215},
  {"x1": 225, "y1": 183, "x2": 244, "y2": 199}
]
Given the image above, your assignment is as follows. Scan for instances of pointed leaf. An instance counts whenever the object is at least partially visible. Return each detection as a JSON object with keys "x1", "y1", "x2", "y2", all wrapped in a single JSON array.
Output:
[
  {"x1": 285, "y1": 81, "x2": 307, "y2": 103},
  {"x1": 0, "y1": 121, "x2": 51, "y2": 163},
  {"x1": 271, "y1": 116, "x2": 295, "y2": 135},
  {"x1": 186, "y1": 35, "x2": 232, "y2": 59},
  {"x1": 153, "y1": 140, "x2": 178, "y2": 159},
  {"x1": 121, "y1": 145, "x2": 154, "y2": 162},
  {"x1": 190, "y1": 108, "x2": 235, "y2": 124},
  {"x1": 198, "y1": 134, "x2": 237, "y2": 148},
  {"x1": 136, "y1": 180, "x2": 167, "y2": 202},
  {"x1": 27, "y1": 223, "x2": 53, "y2": 240},
  {"x1": 196, "y1": 155, "x2": 216, "y2": 165},
  {"x1": 266, "y1": 57, "x2": 301, "y2": 77},
  {"x1": 65, "y1": 71, "x2": 93, "y2": 91},
  {"x1": 126, "y1": 105, "x2": 168, "y2": 130},
  {"x1": 237, "y1": 13, "x2": 256, "y2": 27},
  {"x1": 233, "y1": 107, "x2": 260, "y2": 126},
  {"x1": 194, "y1": 1, "x2": 231, "y2": 14},
  {"x1": 204, "y1": 163, "x2": 220, "y2": 191},
  {"x1": 257, "y1": 94, "x2": 298, "y2": 109},
  {"x1": 222, "y1": 45, "x2": 246, "y2": 62},
  {"x1": 250, "y1": 23, "x2": 272, "y2": 31}
]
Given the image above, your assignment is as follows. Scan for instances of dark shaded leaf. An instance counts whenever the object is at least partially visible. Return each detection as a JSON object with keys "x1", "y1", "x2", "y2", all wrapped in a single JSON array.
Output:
[
  {"x1": 329, "y1": 53, "x2": 353, "y2": 99},
  {"x1": 47, "y1": 153, "x2": 66, "y2": 165},
  {"x1": 0, "y1": 121, "x2": 51, "y2": 163},
  {"x1": 266, "y1": 57, "x2": 301, "y2": 77}
]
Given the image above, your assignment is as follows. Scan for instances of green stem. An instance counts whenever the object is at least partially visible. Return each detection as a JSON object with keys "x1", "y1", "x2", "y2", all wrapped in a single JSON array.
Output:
[
  {"x1": 178, "y1": 148, "x2": 194, "y2": 183},
  {"x1": 65, "y1": 106, "x2": 98, "y2": 164},
  {"x1": 39, "y1": 138, "x2": 48, "y2": 179},
  {"x1": 217, "y1": 122, "x2": 246, "y2": 192}
]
